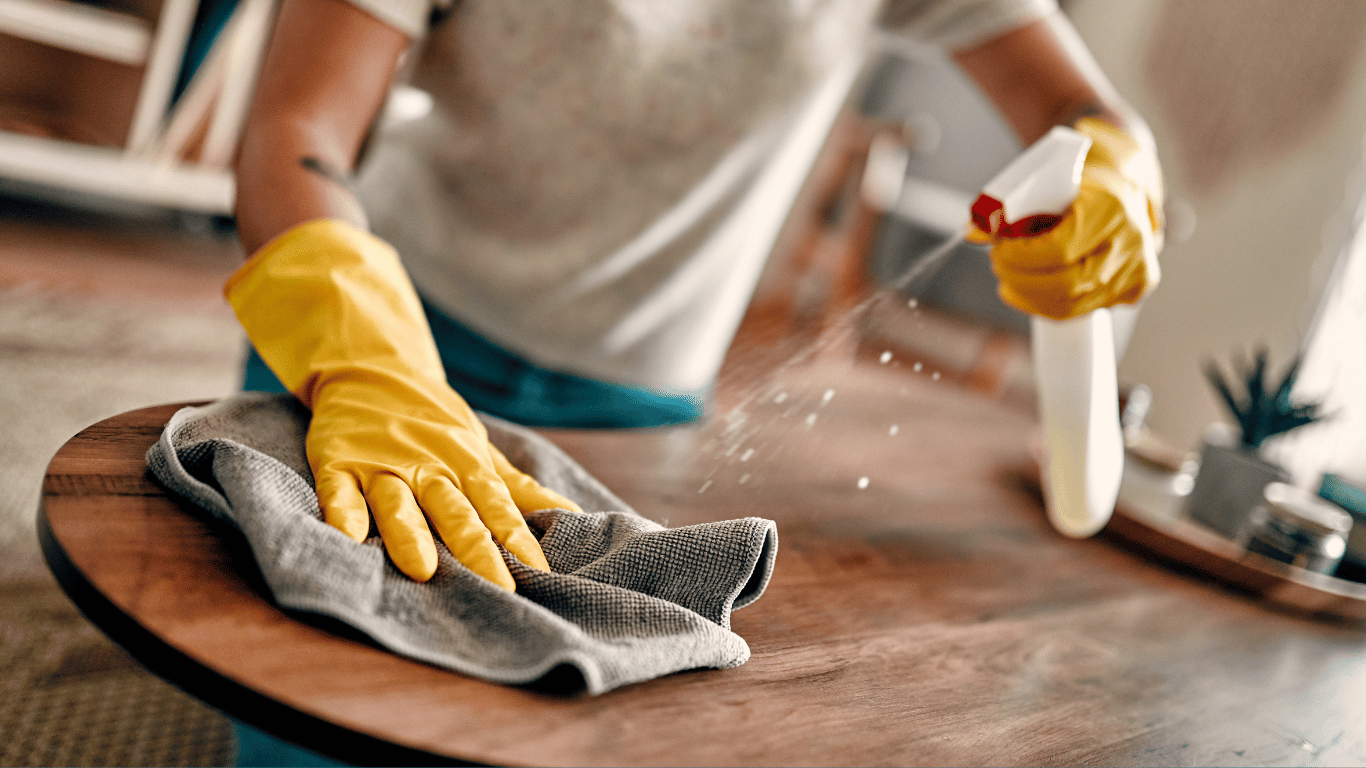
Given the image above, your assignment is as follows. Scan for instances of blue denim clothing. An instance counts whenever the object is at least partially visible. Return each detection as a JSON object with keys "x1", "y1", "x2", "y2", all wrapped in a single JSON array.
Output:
[{"x1": 242, "y1": 297, "x2": 705, "y2": 429}]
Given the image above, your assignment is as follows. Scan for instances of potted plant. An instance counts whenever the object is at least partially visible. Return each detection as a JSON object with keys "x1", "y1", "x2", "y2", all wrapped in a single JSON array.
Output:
[{"x1": 1185, "y1": 346, "x2": 1330, "y2": 538}]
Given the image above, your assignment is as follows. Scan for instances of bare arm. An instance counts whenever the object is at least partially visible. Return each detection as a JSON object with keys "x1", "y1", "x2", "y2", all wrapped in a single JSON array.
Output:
[
  {"x1": 952, "y1": 12, "x2": 1153, "y2": 149},
  {"x1": 234, "y1": 0, "x2": 410, "y2": 254}
]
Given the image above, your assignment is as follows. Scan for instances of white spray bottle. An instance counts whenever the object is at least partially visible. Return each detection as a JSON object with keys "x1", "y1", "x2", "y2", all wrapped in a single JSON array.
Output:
[{"x1": 972, "y1": 126, "x2": 1123, "y2": 537}]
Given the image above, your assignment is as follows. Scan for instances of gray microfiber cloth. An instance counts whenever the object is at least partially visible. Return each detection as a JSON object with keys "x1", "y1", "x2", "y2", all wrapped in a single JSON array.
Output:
[{"x1": 144, "y1": 393, "x2": 777, "y2": 695}]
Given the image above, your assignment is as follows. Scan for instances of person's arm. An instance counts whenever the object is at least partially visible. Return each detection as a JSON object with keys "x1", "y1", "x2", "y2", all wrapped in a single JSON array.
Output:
[
  {"x1": 951, "y1": 12, "x2": 1164, "y2": 320},
  {"x1": 951, "y1": 13, "x2": 1143, "y2": 146},
  {"x1": 228, "y1": 0, "x2": 579, "y2": 587},
  {"x1": 234, "y1": 0, "x2": 407, "y2": 252}
]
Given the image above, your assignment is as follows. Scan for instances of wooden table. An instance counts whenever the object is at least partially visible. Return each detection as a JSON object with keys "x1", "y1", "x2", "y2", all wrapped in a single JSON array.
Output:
[{"x1": 39, "y1": 361, "x2": 1366, "y2": 766}]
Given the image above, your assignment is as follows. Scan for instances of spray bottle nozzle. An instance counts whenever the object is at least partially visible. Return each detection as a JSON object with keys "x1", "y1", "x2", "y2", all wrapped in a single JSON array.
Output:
[
  {"x1": 974, "y1": 125, "x2": 1093, "y2": 237},
  {"x1": 970, "y1": 195, "x2": 1065, "y2": 238}
]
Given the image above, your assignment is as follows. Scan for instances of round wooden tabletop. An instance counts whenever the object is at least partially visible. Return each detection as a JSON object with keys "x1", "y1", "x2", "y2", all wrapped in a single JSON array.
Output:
[{"x1": 39, "y1": 362, "x2": 1366, "y2": 767}]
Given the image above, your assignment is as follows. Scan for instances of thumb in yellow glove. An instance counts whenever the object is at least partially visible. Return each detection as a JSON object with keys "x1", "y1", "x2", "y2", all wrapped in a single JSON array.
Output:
[
  {"x1": 971, "y1": 117, "x2": 1165, "y2": 321},
  {"x1": 224, "y1": 219, "x2": 582, "y2": 586}
]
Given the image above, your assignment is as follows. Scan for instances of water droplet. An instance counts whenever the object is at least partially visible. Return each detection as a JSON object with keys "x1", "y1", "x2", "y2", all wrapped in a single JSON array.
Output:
[
  {"x1": 889, "y1": 425, "x2": 899, "y2": 436},
  {"x1": 931, "y1": 371, "x2": 941, "y2": 381},
  {"x1": 805, "y1": 413, "x2": 818, "y2": 428},
  {"x1": 739, "y1": 473, "x2": 751, "y2": 484},
  {"x1": 741, "y1": 448, "x2": 755, "y2": 462},
  {"x1": 913, "y1": 362, "x2": 923, "y2": 372},
  {"x1": 821, "y1": 389, "x2": 835, "y2": 405},
  {"x1": 907, "y1": 298, "x2": 919, "y2": 309},
  {"x1": 698, "y1": 480, "x2": 712, "y2": 494},
  {"x1": 774, "y1": 392, "x2": 788, "y2": 404},
  {"x1": 879, "y1": 350, "x2": 893, "y2": 364},
  {"x1": 857, "y1": 477, "x2": 870, "y2": 489}
]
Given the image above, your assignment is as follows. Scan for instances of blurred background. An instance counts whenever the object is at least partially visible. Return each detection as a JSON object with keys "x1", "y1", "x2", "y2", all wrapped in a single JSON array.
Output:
[
  {"x1": 1, "y1": 0, "x2": 1364, "y2": 764},
  {"x1": 861, "y1": 0, "x2": 1366, "y2": 487}
]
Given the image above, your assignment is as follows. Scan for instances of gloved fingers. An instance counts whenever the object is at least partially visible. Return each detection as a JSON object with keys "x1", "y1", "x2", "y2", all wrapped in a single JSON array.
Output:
[
  {"x1": 417, "y1": 476, "x2": 517, "y2": 590},
  {"x1": 1145, "y1": 187, "x2": 1166, "y2": 243},
  {"x1": 988, "y1": 182, "x2": 1125, "y2": 273},
  {"x1": 488, "y1": 444, "x2": 584, "y2": 515},
  {"x1": 456, "y1": 467, "x2": 552, "y2": 573},
  {"x1": 996, "y1": 266, "x2": 1094, "y2": 320},
  {"x1": 994, "y1": 225, "x2": 1152, "y2": 320},
  {"x1": 996, "y1": 244, "x2": 1116, "y2": 320},
  {"x1": 1099, "y1": 224, "x2": 1159, "y2": 305},
  {"x1": 364, "y1": 472, "x2": 439, "y2": 582},
  {"x1": 988, "y1": 232, "x2": 1107, "y2": 320},
  {"x1": 315, "y1": 467, "x2": 371, "y2": 542},
  {"x1": 1118, "y1": 181, "x2": 1162, "y2": 300}
]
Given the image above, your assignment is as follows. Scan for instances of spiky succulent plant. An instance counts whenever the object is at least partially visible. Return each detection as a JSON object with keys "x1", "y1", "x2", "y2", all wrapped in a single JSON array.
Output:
[{"x1": 1204, "y1": 346, "x2": 1329, "y2": 451}]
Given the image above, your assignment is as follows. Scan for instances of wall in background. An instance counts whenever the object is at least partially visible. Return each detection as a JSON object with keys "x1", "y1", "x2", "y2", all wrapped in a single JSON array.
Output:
[
  {"x1": 1068, "y1": 0, "x2": 1366, "y2": 483},
  {"x1": 1276, "y1": 187, "x2": 1366, "y2": 485}
]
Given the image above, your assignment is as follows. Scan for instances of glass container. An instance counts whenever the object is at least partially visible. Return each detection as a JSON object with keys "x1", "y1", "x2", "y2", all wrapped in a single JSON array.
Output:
[{"x1": 1239, "y1": 482, "x2": 1353, "y2": 575}]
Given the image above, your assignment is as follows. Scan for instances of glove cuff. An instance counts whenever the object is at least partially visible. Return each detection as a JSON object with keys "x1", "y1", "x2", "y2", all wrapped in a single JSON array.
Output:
[
  {"x1": 1072, "y1": 117, "x2": 1165, "y2": 216},
  {"x1": 225, "y1": 218, "x2": 446, "y2": 406}
]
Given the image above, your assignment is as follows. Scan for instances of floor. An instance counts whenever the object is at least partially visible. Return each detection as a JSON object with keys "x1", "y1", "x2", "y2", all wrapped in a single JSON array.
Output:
[
  {"x1": 0, "y1": 189, "x2": 245, "y2": 767},
  {"x1": 0, "y1": 181, "x2": 1030, "y2": 766}
]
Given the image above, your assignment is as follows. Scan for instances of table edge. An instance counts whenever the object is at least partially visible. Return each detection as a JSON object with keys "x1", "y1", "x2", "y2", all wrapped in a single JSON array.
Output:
[{"x1": 37, "y1": 404, "x2": 476, "y2": 768}]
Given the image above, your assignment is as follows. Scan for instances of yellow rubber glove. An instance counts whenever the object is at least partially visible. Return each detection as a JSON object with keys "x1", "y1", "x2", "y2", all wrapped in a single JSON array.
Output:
[
  {"x1": 224, "y1": 219, "x2": 582, "y2": 586},
  {"x1": 972, "y1": 117, "x2": 1165, "y2": 321}
]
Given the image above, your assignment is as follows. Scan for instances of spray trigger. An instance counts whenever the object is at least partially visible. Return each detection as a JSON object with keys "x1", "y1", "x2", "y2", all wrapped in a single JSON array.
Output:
[{"x1": 971, "y1": 126, "x2": 1092, "y2": 238}]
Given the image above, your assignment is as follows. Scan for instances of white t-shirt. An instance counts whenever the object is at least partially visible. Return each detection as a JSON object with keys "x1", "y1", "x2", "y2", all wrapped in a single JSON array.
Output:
[{"x1": 354, "y1": 0, "x2": 1055, "y2": 394}]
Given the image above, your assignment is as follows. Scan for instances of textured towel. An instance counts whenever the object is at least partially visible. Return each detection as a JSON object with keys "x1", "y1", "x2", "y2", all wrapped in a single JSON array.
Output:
[{"x1": 145, "y1": 393, "x2": 777, "y2": 694}]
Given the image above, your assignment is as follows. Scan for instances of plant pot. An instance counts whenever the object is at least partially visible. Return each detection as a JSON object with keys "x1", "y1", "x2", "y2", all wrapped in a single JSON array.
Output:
[{"x1": 1184, "y1": 441, "x2": 1291, "y2": 539}]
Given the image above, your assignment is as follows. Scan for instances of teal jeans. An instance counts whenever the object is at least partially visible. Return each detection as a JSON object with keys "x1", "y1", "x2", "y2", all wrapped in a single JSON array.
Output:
[
  {"x1": 233, "y1": 297, "x2": 704, "y2": 766},
  {"x1": 243, "y1": 297, "x2": 705, "y2": 428}
]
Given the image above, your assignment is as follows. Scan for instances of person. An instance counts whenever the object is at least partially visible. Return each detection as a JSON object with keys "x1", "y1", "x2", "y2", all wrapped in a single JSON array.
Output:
[{"x1": 228, "y1": 0, "x2": 1164, "y2": 589}]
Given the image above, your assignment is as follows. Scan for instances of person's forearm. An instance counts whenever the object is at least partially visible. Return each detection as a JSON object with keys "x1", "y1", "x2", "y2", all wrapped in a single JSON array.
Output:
[
  {"x1": 953, "y1": 12, "x2": 1151, "y2": 149},
  {"x1": 234, "y1": 119, "x2": 370, "y2": 255},
  {"x1": 231, "y1": 0, "x2": 409, "y2": 255}
]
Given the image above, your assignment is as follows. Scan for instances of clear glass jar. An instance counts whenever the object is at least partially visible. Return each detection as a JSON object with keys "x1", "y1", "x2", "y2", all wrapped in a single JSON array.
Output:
[{"x1": 1239, "y1": 482, "x2": 1353, "y2": 575}]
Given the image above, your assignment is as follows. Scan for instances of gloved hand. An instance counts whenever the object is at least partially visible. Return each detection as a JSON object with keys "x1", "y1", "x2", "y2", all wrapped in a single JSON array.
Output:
[
  {"x1": 971, "y1": 117, "x2": 1165, "y2": 321},
  {"x1": 224, "y1": 219, "x2": 582, "y2": 586}
]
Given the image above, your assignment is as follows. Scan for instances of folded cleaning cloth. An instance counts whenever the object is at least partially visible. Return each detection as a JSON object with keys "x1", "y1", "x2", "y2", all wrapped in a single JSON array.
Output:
[{"x1": 145, "y1": 393, "x2": 777, "y2": 695}]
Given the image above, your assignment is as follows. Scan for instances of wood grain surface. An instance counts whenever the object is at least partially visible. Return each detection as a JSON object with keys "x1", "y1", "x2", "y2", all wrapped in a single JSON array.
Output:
[{"x1": 39, "y1": 362, "x2": 1366, "y2": 767}]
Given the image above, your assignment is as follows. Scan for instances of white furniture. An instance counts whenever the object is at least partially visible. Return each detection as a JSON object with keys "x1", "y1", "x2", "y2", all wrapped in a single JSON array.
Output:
[{"x1": 0, "y1": 0, "x2": 275, "y2": 213}]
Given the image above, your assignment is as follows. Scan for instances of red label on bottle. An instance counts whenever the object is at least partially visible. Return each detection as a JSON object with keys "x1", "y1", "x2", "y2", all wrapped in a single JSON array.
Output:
[{"x1": 971, "y1": 194, "x2": 1065, "y2": 239}]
